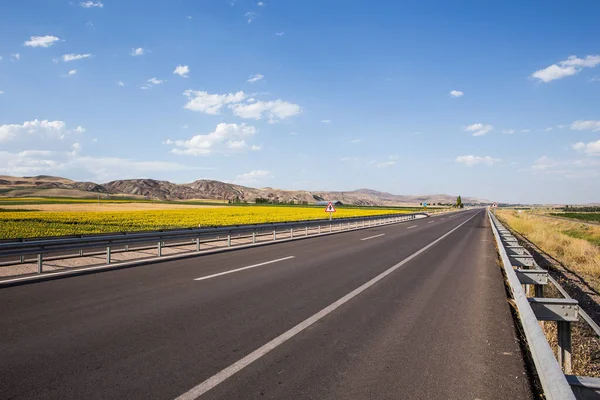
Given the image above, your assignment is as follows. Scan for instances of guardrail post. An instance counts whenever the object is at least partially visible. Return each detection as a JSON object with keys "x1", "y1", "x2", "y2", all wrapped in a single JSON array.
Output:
[
  {"x1": 157, "y1": 242, "x2": 162, "y2": 257},
  {"x1": 37, "y1": 253, "x2": 43, "y2": 273},
  {"x1": 196, "y1": 238, "x2": 201, "y2": 251},
  {"x1": 319, "y1": 225, "x2": 321, "y2": 234},
  {"x1": 252, "y1": 231, "x2": 256, "y2": 243},
  {"x1": 227, "y1": 234, "x2": 231, "y2": 247},
  {"x1": 124, "y1": 245, "x2": 128, "y2": 252},
  {"x1": 558, "y1": 321, "x2": 573, "y2": 374},
  {"x1": 273, "y1": 230, "x2": 276, "y2": 240},
  {"x1": 330, "y1": 224, "x2": 332, "y2": 232},
  {"x1": 106, "y1": 246, "x2": 111, "y2": 264},
  {"x1": 79, "y1": 249, "x2": 83, "y2": 257},
  {"x1": 290, "y1": 228, "x2": 294, "y2": 238},
  {"x1": 20, "y1": 255, "x2": 24, "y2": 264},
  {"x1": 535, "y1": 284, "x2": 544, "y2": 297},
  {"x1": 305, "y1": 226, "x2": 308, "y2": 236}
]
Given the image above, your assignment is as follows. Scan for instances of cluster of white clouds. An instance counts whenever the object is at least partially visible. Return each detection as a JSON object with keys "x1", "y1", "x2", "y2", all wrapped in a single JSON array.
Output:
[
  {"x1": 247, "y1": 73, "x2": 264, "y2": 83},
  {"x1": 0, "y1": 119, "x2": 86, "y2": 142},
  {"x1": 131, "y1": 47, "x2": 144, "y2": 56},
  {"x1": 449, "y1": 90, "x2": 464, "y2": 98},
  {"x1": 531, "y1": 55, "x2": 600, "y2": 83},
  {"x1": 80, "y1": 1, "x2": 103, "y2": 8},
  {"x1": 173, "y1": 65, "x2": 190, "y2": 78},
  {"x1": 464, "y1": 123, "x2": 493, "y2": 137},
  {"x1": 570, "y1": 120, "x2": 600, "y2": 132},
  {"x1": 233, "y1": 169, "x2": 272, "y2": 185},
  {"x1": 183, "y1": 90, "x2": 301, "y2": 123},
  {"x1": 165, "y1": 123, "x2": 261, "y2": 156},
  {"x1": 573, "y1": 140, "x2": 600, "y2": 156},
  {"x1": 455, "y1": 155, "x2": 500, "y2": 167},
  {"x1": 63, "y1": 53, "x2": 92, "y2": 62},
  {"x1": 24, "y1": 35, "x2": 60, "y2": 48}
]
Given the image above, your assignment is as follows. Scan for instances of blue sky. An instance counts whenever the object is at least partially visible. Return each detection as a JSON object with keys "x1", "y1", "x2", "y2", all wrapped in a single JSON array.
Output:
[{"x1": 1, "y1": 0, "x2": 599, "y2": 204}]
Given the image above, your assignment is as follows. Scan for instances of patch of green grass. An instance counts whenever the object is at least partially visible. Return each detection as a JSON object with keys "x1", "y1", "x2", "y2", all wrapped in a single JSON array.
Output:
[
  {"x1": 563, "y1": 229, "x2": 600, "y2": 247},
  {"x1": 551, "y1": 212, "x2": 600, "y2": 223}
]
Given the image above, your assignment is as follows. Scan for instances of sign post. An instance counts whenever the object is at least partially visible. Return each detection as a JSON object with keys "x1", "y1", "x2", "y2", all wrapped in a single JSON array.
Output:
[{"x1": 325, "y1": 201, "x2": 336, "y2": 221}]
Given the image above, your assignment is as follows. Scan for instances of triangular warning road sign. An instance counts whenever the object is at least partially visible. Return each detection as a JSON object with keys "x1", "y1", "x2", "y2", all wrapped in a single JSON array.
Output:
[{"x1": 325, "y1": 202, "x2": 336, "y2": 212}]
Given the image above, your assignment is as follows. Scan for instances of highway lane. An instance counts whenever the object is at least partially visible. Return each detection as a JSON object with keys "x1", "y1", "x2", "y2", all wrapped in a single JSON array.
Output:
[{"x1": 0, "y1": 209, "x2": 533, "y2": 399}]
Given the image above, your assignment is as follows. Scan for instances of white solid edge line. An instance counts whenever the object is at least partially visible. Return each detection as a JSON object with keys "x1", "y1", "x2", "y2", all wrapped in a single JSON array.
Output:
[
  {"x1": 360, "y1": 233, "x2": 385, "y2": 241},
  {"x1": 194, "y1": 256, "x2": 295, "y2": 282},
  {"x1": 407, "y1": 225, "x2": 418, "y2": 229},
  {"x1": 174, "y1": 210, "x2": 480, "y2": 400}
]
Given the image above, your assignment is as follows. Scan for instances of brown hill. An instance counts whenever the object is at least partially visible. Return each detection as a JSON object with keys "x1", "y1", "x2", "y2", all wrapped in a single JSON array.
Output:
[{"x1": 0, "y1": 175, "x2": 490, "y2": 205}]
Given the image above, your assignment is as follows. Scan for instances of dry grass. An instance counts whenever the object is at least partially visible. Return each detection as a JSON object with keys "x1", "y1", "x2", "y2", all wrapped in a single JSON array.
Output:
[
  {"x1": 497, "y1": 210, "x2": 600, "y2": 293},
  {"x1": 0, "y1": 203, "x2": 224, "y2": 212}
]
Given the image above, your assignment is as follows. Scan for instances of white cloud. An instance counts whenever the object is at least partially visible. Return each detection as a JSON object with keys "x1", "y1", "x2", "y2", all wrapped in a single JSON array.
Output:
[
  {"x1": 449, "y1": 90, "x2": 464, "y2": 98},
  {"x1": 502, "y1": 129, "x2": 516, "y2": 134},
  {"x1": 257, "y1": 1, "x2": 265, "y2": 6},
  {"x1": 80, "y1": 1, "x2": 103, "y2": 8},
  {"x1": 183, "y1": 90, "x2": 300, "y2": 121},
  {"x1": 288, "y1": 132, "x2": 298, "y2": 136},
  {"x1": 245, "y1": 12, "x2": 257, "y2": 23},
  {"x1": 530, "y1": 156, "x2": 600, "y2": 179},
  {"x1": 166, "y1": 122, "x2": 257, "y2": 156},
  {"x1": 321, "y1": 120, "x2": 332, "y2": 124},
  {"x1": 0, "y1": 90, "x2": 4, "y2": 95},
  {"x1": 233, "y1": 170, "x2": 272, "y2": 185},
  {"x1": 11, "y1": 53, "x2": 20, "y2": 61},
  {"x1": 68, "y1": 69, "x2": 77, "y2": 76},
  {"x1": 350, "y1": 139, "x2": 361, "y2": 143},
  {"x1": 276, "y1": 32, "x2": 284, "y2": 36},
  {"x1": 24, "y1": 35, "x2": 60, "y2": 48},
  {"x1": 75, "y1": 126, "x2": 86, "y2": 133},
  {"x1": 148, "y1": 77, "x2": 164, "y2": 85},
  {"x1": 173, "y1": 65, "x2": 190, "y2": 78},
  {"x1": 376, "y1": 161, "x2": 396, "y2": 168},
  {"x1": 251, "y1": 144, "x2": 262, "y2": 151},
  {"x1": 0, "y1": 119, "x2": 84, "y2": 142},
  {"x1": 455, "y1": 155, "x2": 500, "y2": 167},
  {"x1": 230, "y1": 99, "x2": 301, "y2": 122},
  {"x1": 184, "y1": 90, "x2": 246, "y2": 114},
  {"x1": 227, "y1": 140, "x2": 247, "y2": 150},
  {"x1": 131, "y1": 47, "x2": 144, "y2": 56},
  {"x1": 62, "y1": 53, "x2": 92, "y2": 62},
  {"x1": 570, "y1": 120, "x2": 600, "y2": 132},
  {"x1": 186, "y1": 15, "x2": 192, "y2": 20},
  {"x1": 464, "y1": 123, "x2": 493, "y2": 137},
  {"x1": 117, "y1": 81, "x2": 125, "y2": 86},
  {"x1": 247, "y1": 73, "x2": 264, "y2": 83},
  {"x1": 531, "y1": 55, "x2": 600, "y2": 83},
  {"x1": 573, "y1": 140, "x2": 600, "y2": 156},
  {"x1": 545, "y1": 127, "x2": 553, "y2": 132},
  {"x1": 521, "y1": 129, "x2": 531, "y2": 133}
]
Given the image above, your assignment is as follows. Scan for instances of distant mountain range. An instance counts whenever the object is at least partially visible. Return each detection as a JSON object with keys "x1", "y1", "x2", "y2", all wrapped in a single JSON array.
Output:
[{"x1": 0, "y1": 175, "x2": 491, "y2": 206}]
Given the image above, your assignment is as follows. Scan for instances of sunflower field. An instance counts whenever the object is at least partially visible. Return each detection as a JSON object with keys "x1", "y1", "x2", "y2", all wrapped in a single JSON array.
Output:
[{"x1": 0, "y1": 206, "x2": 412, "y2": 239}]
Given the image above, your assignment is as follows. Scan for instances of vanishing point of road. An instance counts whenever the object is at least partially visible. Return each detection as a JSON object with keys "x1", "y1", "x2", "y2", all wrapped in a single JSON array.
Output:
[{"x1": 0, "y1": 209, "x2": 534, "y2": 399}]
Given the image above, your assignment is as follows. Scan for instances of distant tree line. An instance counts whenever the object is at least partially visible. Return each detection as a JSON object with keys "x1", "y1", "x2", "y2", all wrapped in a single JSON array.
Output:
[
  {"x1": 563, "y1": 205, "x2": 600, "y2": 212},
  {"x1": 254, "y1": 197, "x2": 308, "y2": 205}
]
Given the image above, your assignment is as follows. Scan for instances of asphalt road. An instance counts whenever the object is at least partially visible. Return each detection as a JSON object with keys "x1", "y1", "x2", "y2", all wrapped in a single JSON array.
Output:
[{"x1": 0, "y1": 209, "x2": 533, "y2": 399}]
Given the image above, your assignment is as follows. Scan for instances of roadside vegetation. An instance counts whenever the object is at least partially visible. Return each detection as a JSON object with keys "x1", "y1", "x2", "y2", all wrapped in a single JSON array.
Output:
[
  {"x1": 496, "y1": 209, "x2": 600, "y2": 292},
  {"x1": 551, "y1": 212, "x2": 600, "y2": 224},
  {"x1": 0, "y1": 205, "x2": 416, "y2": 240}
]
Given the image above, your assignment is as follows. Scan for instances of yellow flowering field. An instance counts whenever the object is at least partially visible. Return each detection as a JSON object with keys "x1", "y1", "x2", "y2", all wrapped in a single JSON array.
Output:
[{"x1": 0, "y1": 206, "x2": 412, "y2": 239}]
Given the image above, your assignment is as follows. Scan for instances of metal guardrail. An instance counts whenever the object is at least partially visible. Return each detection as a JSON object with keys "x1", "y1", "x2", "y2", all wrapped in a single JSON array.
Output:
[
  {"x1": 489, "y1": 210, "x2": 600, "y2": 400},
  {"x1": 0, "y1": 212, "x2": 428, "y2": 275}
]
